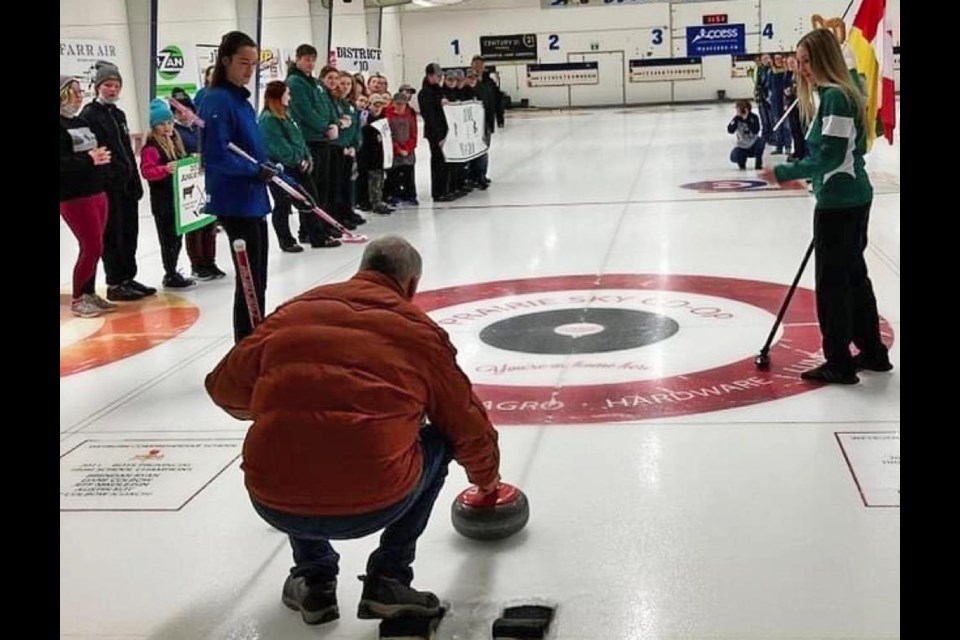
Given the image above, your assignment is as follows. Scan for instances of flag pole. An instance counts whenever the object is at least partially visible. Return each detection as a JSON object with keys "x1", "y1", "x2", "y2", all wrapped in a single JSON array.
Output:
[{"x1": 776, "y1": 0, "x2": 860, "y2": 131}]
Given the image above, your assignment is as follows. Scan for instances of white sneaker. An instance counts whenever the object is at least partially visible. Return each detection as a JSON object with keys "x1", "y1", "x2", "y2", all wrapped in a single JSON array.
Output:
[
  {"x1": 90, "y1": 293, "x2": 119, "y2": 312},
  {"x1": 71, "y1": 296, "x2": 103, "y2": 318}
]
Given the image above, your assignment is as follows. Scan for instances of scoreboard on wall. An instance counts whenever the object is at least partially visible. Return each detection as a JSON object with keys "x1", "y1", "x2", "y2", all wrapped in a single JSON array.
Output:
[{"x1": 629, "y1": 57, "x2": 703, "y2": 82}]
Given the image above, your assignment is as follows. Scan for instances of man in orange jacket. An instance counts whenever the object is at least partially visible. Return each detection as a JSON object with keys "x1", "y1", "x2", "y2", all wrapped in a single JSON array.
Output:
[{"x1": 205, "y1": 235, "x2": 501, "y2": 626}]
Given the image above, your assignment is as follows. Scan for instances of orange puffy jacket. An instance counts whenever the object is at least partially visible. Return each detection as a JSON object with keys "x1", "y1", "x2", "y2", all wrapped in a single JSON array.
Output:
[{"x1": 205, "y1": 271, "x2": 500, "y2": 515}]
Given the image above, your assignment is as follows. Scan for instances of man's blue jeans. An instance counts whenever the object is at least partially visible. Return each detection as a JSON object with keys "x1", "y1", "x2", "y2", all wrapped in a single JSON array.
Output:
[{"x1": 251, "y1": 424, "x2": 453, "y2": 586}]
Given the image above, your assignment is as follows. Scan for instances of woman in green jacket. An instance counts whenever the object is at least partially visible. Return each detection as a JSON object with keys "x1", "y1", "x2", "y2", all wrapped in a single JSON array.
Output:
[
  {"x1": 764, "y1": 29, "x2": 892, "y2": 384},
  {"x1": 259, "y1": 81, "x2": 340, "y2": 250}
]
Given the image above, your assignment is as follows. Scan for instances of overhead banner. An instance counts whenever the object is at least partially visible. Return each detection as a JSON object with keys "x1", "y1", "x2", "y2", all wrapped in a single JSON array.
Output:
[
  {"x1": 442, "y1": 101, "x2": 488, "y2": 163},
  {"x1": 480, "y1": 34, "x2": 538, "y2": 62},
  {"x1": 330, "y1": 46, "x2": 384, "y2": 73},
  {"x1": 526, "y1": 62, "x2": 598, "y2": 87}
]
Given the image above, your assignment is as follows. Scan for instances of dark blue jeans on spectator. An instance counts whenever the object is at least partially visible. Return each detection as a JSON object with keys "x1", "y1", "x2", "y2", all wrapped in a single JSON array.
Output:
[
  {"x1": 251, "y1": 424, "x2": 453, "y2": 586},
  {"x1": 730, "y1": 139, "x2": 766, "y2": 168}
]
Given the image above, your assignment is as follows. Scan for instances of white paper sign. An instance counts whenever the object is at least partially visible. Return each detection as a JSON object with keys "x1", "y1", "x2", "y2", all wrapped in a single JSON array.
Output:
[
  {"x1": 835, "y1": 432, "x2": 900, "y2": 507},
  {"x1": 442, "y1": 101, "x2": 488, "y2": 163},
  {"x1": 330, "y1": 46, "x2": 384, "y2": 73},
  {"x1": 196, "y1": 44, "x2": 219, "y2": 87},
  {"x1": 372, "y1": 117, "x2": 394, "y2": 170},
  {"x1": 60, "y1": 439, "x2": 242, "y2": 511},
  {"x1": 174, "y1": 156, "x2": 216, "y2": 234}
]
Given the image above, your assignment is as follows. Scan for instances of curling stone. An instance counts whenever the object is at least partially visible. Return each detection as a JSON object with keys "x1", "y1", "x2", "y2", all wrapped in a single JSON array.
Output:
[{"x1": 451, "y1": 482, "x2": 529, "y2": 541}]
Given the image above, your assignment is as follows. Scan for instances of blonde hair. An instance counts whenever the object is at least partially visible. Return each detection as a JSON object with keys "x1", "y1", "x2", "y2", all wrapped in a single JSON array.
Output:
[
  {"x1": 148, "y1": 127, "x2": 186, "y2": 161},
  {"x1": 60, "y1": 80, "x2": 78, "y2": 107},
  {"x1": 795, "y1": 28, "x2": 865, "y2": 127}
]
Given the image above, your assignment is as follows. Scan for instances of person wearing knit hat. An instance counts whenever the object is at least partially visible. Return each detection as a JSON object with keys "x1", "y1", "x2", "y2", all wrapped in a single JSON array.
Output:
[
  {"x1": 60, "y1": 70, "x2": 116, "y2": 317},
  {"x1": 80, "y1": 61, "x2": 156, "y2": 301},
  {"x1": 141, "y1": 98, "x2": 196, "y2": 289},
  {"x1": 168, "y1": 89, "x2": 223, "y2": 279},
  {"x1": 149, "y1": 98, "x2": 174, "y2": 128},
  {"x1": 92, "y1": 61, "x2": 122, "y2": 92}
]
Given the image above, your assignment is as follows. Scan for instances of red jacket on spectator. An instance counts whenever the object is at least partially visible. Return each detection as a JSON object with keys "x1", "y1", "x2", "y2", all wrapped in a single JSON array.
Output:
[
  {"x1": 205, "y1": 271, "x2": 500, "y2": 515},
  {"x1": 385, "y1": 102, "x2": 418, "y2": 160}
]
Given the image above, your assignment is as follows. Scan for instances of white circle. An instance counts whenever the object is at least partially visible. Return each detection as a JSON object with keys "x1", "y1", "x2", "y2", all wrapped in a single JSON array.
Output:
[
  {"x1": 553, "y1": 322, "x2": 605, "y2": 338},
  {"x1": 428, "y1": 289, "x2": 780, "y2": 386}
]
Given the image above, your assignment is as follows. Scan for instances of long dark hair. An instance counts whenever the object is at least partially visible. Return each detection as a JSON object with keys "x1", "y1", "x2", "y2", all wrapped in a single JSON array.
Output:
[{"x1": 211, "y1": 31, "x2": 257, "y2": 87}]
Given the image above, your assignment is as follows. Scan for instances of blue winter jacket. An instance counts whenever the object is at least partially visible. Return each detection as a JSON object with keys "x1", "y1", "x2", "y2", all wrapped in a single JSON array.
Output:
[{"x1": 198, "y1": 83, "x2": 270, "y2": 217}]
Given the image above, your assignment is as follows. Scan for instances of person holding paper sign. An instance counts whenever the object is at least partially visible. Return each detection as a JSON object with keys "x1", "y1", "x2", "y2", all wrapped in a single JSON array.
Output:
[
  {"x1": 358, "y1": 94, "x2": 394, "y2": 215},
  {"x1": 140, "y1": 99, "x2": 195, "y2": 289}
]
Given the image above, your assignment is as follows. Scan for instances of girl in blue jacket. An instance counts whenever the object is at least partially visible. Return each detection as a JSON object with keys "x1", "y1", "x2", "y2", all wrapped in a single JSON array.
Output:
[{"x1": 199, "y1": 31, "x2": 272, "y2": 343}]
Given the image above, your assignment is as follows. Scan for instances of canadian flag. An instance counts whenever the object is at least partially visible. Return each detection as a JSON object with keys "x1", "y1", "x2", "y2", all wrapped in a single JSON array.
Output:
[{"x1": 847, "y1": 0, "x2": 897, "y2": 149}]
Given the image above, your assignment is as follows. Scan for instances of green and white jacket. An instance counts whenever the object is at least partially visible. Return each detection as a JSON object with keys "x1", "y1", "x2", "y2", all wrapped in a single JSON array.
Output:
[{"x1": 774, "y1": 85, "x2": 873, "y2": 209}]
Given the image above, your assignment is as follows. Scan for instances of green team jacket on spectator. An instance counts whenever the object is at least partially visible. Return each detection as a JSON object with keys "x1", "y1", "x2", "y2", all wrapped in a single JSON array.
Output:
[
  {"x1": 333, "y1": 99, "x2": 360, "y2": 150},
  {"x1": 286, "y1": 67, "x2": 338, "y2": 143},
  {"x1": 257, "y1": 110, "x2": 310, "y2": 168},
  {"x1": 774, "y1": 85, "x2": 873, "y2": 209}
]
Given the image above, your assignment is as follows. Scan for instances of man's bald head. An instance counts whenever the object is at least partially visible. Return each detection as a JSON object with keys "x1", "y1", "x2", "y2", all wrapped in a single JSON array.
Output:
[{"x1": 359, "y1": 236, "x2": 423, "y2": 298}]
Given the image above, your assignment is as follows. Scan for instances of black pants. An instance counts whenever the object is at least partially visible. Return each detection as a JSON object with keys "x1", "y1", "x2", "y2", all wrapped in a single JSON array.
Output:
[
  {"x1": 220, "y1": 216, "x2": 268, "y2": 343},
  {"x1": 102, "y1": 189, "x2": 140, "y2": 285},
  {"x1": 152, "y1": 202, "x2": 183, "y2": 277},
  {"x1": 447, "y1": 161, "x2": 467, "y2": 194},
  {"x1": 428, "y1": 139, "x2": 448, "y2": 199},
  {"x1": 356, "y1": 167, "x2": 370, "y2": 209},
  {"x1": 309, "y1": 142, "x2": 334, "y2": 211},
  {"x1": 813, "y1": 203, "x2": 885, "y2": 371},
  {"x1": 333, "y1": 153, "x2": 355, "y2": 220},
  {"x1": 386, "y1": 165, "x2": 417, "y2": 201},
  {"x1": 789, "y1": 107, "x2": 807, "y2": 160},
  {"x1": 268, "y1": 168, "x2": 328, "y2": 246}
]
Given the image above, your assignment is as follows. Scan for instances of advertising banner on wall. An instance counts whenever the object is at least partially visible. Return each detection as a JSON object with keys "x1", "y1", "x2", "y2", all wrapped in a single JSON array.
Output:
[
  {"x1": 629, "y1": 57, "x2": 703, "y2": 82},
  {"x1": 686, "y1": 24, "x2": 746, "y2": 57},
  {"x1": 156, "y1": 44, "x2": 198, "y2": 97},
  {"x1": 730, "y1": 54, "x2": 756, "y2": 78},
  {"x1": 259, "y1": 47, "x2": 287, "y2": 85},
  {"x1": 526, "y1": 62, "x2": 599, "y2": 87},
  {"x1": 60, "y1": 38, "x2": 122, "y2": 100},
  {"x1": 480, "y1": 34, "x2": 538, "y2": 62},
  {"x1": 196, "y1": 44, "x2": 219, "y2": 93}
]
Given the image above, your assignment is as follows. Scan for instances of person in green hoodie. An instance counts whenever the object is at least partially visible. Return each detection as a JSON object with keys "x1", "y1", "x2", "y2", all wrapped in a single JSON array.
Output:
[
  {"x1": 331, "y1": 71, "x2": 364, "y2": 228},
  {"x1": 286, "y1": 45, "x2": 340, "y2": 215},
  {"x1": 259, "y1": 81, "x2": 340, "y2": 251},
  {"x1": 763, "y1": 29, "x2": 892, "y2": 384}
]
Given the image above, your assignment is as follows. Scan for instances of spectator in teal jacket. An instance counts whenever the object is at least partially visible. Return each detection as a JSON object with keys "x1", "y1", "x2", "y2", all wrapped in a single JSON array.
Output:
[
  {"x1": 286, "y1": 45, "x2": 341, "y2": 212},
  {"x1": 258, "y1": 80, "x2": 340, "y2": 252}
]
